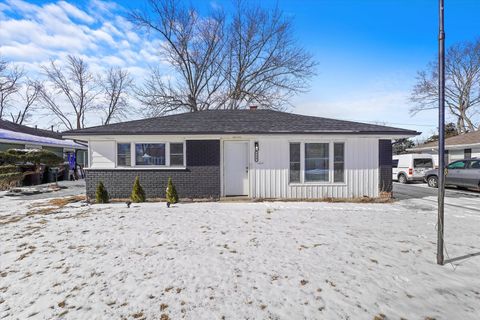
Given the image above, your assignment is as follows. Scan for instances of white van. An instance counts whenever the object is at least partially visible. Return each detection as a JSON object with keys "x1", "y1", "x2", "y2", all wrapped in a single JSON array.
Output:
[{"x1": 392, "y1": 154, "x2": 434, "y2": 183}]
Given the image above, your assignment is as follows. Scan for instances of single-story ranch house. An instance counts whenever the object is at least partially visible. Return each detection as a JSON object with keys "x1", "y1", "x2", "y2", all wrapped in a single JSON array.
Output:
[
  {"x1": 63, "y1": 108, "x2": 419, "y2": 200},
  {"x1": 0, "y1": 119, "x2": 87, "y2": 166},
  {"x1": 407, "y1": 129, "x2": 480, "y2": 164}
]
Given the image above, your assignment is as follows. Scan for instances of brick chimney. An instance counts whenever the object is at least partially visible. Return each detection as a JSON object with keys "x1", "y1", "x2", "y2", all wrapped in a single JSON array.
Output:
[{"x1": 249, "y1": 105, "x2": 258, "y2": 110}]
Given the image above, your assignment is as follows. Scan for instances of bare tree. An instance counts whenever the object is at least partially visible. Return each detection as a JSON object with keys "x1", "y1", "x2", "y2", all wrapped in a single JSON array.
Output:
[
  {"x1": 10, "y1": 80, "x2": 42, "y2": 125},
  {"x1": 411, "y1": 39, "x2": 480, "y2": 133},
  {"x1": 98, "y1": 67, "x2": 133, "y2": 125},
  {"x1": 0, "y1": 59, "x2": 24, "y2": 119},
  {"x1": 40, "y1": 55, "x2": 98, "y2": 130},
  {"x1": 131, "y1": 0, "x2": 227, "y2": 115},
  {"x1": 130, "y1": 0, "x2": 316, "y2": 115},
  {"x1": 222, "y1": 2, "x2": 316, "y2": 110}
]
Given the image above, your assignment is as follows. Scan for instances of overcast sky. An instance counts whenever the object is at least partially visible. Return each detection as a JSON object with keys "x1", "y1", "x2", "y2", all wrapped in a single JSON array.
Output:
[{"x1": 1, "y1": 0, "x2": 480, "y2": 139}]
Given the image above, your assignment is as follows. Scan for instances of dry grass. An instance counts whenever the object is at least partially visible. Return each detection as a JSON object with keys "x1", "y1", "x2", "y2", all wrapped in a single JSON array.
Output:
[
  {"x1": 101, "y1": 195, "x2": 392, "y2": 204},
  {"x1": 16, "y1": 246, "x2": 36, "y2": 261},
  {"x1": 41, "y1": 195, "x2": 85, "y2": 207},
  {"x1": 1, "y1": 195, "x2": 86, "y2": 226},
  {"x1": 0, "y1": 215, "x2": 23, "y2": 226},
  {"x1": 26, "y1": 207, "x2": 58, "y2": 216},
  {"x1": 216, "y1": 195, "x2": 394, "y2": 203},
  {"x1": 322, "y1": 196, "x2": 394, "y2": 204},
  {"x1": 26, "y1": 195, "x2": 85, "y2": 216},
  {"x1": 160, "y1": 303, "x2": 168, "y2": 311}
]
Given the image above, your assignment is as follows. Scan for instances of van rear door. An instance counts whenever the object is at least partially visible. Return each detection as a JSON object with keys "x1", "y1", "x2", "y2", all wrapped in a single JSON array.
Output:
[{"x1": 413, "y1": 158, "x2": 433, "y2": 177}]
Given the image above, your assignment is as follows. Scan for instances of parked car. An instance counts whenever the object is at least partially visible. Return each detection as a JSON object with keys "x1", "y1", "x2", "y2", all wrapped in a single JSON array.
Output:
[
  {"x1": 392, "y1": 154, "x2": 434, "y2": 184},
  {"x1": 424, "y1": 158, "x2": 480, "y2": 190}
]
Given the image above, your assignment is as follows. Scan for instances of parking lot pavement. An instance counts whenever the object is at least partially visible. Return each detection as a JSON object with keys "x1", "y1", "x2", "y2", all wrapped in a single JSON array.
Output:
[{"x1": 393, "y1": 182, "x2": 480, "y2": 212}]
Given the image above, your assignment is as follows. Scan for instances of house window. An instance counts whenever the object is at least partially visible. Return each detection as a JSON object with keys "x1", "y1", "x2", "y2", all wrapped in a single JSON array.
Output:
[
  {"x1": 289, "y1": 143, "x2": 301, "y2": 183},
  {"x1": 464, "y1": 148, "x2": 472, "y2": 159},
  {"x1": 305, "y1": 143, "x2": 329, "y2": 182},
  {"x1": 333, "y1": 143, "x2": 345, "y2": 182},
  {"x1": 289, "y1": 141, "x2": 346, "y2": 184},
  {"x1": 117, "y1": 143, "x2": 131, "y2": 166},
  {"x1": 170, "y1": 143, "x2": 184, "y2": 166},
  {"x1": 135, "y1": 143, "x2": 166, "y2": 165}
]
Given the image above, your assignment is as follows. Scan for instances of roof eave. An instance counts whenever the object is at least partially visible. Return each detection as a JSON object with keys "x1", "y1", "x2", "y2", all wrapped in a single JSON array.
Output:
[
  {"x1": 408, "y1": 142, "x2": 480, "y2": 151},
  {"x1": 63, "y1": 130, "x2": 420, "y2": 138}
]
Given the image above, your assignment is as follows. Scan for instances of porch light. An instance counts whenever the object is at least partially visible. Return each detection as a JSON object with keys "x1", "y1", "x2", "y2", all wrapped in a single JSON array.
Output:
[{"x1": 254, "y1": 142, "x2": 259, "y2": 162}]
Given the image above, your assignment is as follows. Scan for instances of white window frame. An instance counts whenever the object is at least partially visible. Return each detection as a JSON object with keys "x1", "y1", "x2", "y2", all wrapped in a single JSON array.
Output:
[
  {"x1": 169, "y1": 142, "x2": 186, "y2": 167},
  {"x1": 116, "y1": 142, "x2": 132, "y2": 167},
  {"x1": 115, "y1": 142, "x2": 186, "y2": 169},
  {"x1": 288, "y1": 140, "x2": 346, "y2": 185}
]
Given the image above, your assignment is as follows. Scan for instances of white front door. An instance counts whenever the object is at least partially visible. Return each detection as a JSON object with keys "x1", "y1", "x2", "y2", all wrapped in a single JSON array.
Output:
[{"x1": 224, "y1": 141, "x2": 249, "y2": 196}]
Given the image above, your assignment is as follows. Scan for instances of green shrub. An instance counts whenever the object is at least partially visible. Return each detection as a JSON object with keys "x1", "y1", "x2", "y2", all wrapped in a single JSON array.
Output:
[
  {"x1": 130, "y1": 176, "x2": 146, "y2": 203},
  {"x1": 165, "y1": 177, "x2": 178, "y2": 204},
  {"x1": 0, "y1": 164, "x2": 17, "y2": 175},
  {"x1": 0, "y1": 149, "x2": 63, "y2": 190},
  {"x1": 95, "y1": 181, "x2": 109, "y2": 203},
  {"x1": 0, "y1": 149, "x2": 64, "y2": 166},
  {"x1": 0, "y1": 164, "x2": 23, "y2": 190}
]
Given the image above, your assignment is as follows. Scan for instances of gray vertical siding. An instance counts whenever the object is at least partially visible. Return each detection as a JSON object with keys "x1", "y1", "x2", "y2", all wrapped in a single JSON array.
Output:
[{"x1": 250, "y1": 137, "x2": 380, "y2": 198}]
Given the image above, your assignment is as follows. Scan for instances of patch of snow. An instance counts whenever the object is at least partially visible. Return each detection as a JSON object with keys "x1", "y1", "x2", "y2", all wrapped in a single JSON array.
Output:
[{"x1": 0, "y1": 197, "x2": 479, "y2": 319}]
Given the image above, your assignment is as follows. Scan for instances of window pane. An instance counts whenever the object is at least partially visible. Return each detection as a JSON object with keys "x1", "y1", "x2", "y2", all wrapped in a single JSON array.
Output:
[
  {"x1": 170, "y1": 143, "x2": 183, "y2": 154},
  {"x1": 447, "y1": 161, "x2": 466, "y2": 169},
  {"x1": 170, "y1": 155, "x2": 183, "y2": 166},
  {"x1": 413, "y1": 159, "x2": 433, "y2": 168},
  {"x1": 289, "y1": 143, "x2": 300, "y2": 183},
  {"x1": 135, "y1": 144, "x2": 165, "y2": 165},
  {"x1": 305, "y1": 143, "x2": 329, "y2": 182},
  {"x1": 469, "y1": 160, "x2": 480, "y2": 169},
  {"x1": 334, "y1": 143, "x2": 344, "y2": 182},
  {"x1": 392, "y1": 159, "x2": 399, "y2": 168},
  {"x1": 464, "y1": 148, "x2": 472, "y2": 159},
  {"x1": 117, "y1": 143, "x2": 131, "y2": 166},
  {"x1": 170, "y1": 143, "x2": 184, "y2": 166}
]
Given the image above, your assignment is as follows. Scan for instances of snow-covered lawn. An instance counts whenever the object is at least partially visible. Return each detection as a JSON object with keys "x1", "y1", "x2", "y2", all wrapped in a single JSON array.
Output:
[{"x1": 1, "y1": 195, "x2": 479, "y2": 319}]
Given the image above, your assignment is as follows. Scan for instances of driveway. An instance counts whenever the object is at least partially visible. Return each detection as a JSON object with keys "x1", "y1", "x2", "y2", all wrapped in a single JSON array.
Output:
[{"x1": 393, "y1": 182, "x2": 480, "y2": 213}]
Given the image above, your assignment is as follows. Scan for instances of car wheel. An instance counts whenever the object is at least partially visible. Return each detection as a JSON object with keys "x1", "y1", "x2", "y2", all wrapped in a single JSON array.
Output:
[
  {"x1": 427, "y1": 176, "x2": 438, "y2": 188},
  {"x1": 398, "y1": 174, "x2": 408, "y2": 184}
]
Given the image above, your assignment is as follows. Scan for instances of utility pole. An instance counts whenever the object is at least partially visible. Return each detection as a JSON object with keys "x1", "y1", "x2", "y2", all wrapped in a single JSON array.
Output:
[{"x1": 437, "y1": 0, "x2": 446, "y2": 266}]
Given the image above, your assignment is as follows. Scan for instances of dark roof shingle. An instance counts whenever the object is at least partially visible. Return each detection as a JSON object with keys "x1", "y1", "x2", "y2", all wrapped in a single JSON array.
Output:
[
  {"x1": 0, "y1": 119, "x2": 63, "y2": 140},
  {"x1": 63, "y1": 109, "x2": 419, "y2": 136}
]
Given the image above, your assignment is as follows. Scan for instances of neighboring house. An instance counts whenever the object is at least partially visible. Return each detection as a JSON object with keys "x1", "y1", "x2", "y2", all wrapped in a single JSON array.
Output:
[
  {"x1": 63, "y1": 108, "x2": 418, "y2": 200},
  {"x1": 408, "y1": 130, "x2": 480, "y2": 166},
  {"x1": 0, "y1": 119, "x2": 88, "y2": 166}
]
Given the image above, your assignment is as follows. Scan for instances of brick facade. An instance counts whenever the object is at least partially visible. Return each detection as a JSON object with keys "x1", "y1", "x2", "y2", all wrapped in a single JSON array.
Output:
[
  {"x1": 378, "y1": 139, "x2": 393, "y2": 193},
  {"x1": 85, "y1": 140, "x2": 220, "y2": 200}
]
